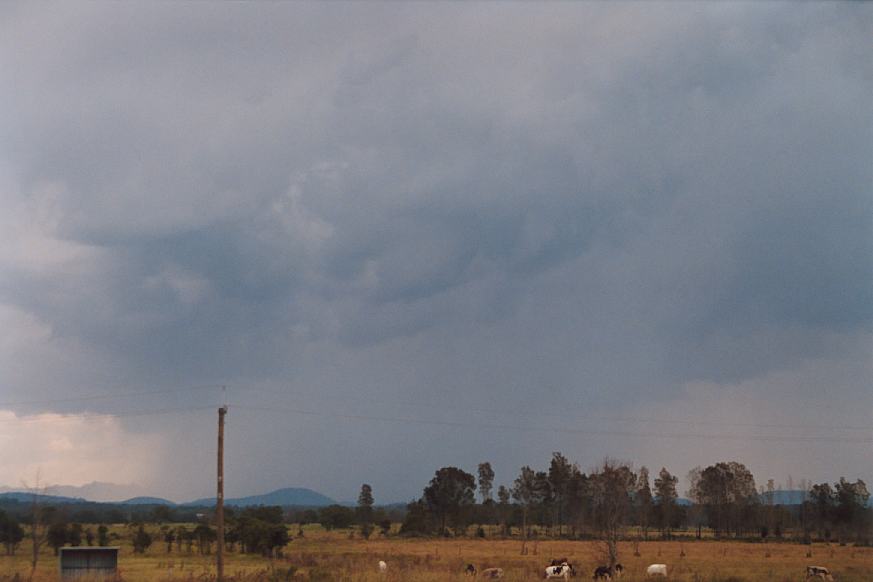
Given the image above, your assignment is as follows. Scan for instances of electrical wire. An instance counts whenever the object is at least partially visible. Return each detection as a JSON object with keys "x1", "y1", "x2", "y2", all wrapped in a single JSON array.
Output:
[
  {"x1": 231, "y1": 385, "x2": 873, "y2": 433},
  {"x1": 230, "y1": 403, "x2": 873, "y2": 445},
  {"x1": 0, "y1": 384, "x2": 225, "y2": 408},
  {"x1": 0, "y1": 405, "x2": 216, "y2": 424}
]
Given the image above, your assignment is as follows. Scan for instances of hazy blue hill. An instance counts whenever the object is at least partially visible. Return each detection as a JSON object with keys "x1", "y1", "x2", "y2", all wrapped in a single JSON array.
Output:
[
  {"x1": 0, "y1": 492, "x2": 86, "y2": 504},
  {"x1": 120, "y1": 496, "x2": 177, "y2": 506},
  {"x1": 757, "y1": 490, "x2": 807, "y2": 505},
  {"x1": 184, "y1": 487, "x2": 336, "y2": 508}
]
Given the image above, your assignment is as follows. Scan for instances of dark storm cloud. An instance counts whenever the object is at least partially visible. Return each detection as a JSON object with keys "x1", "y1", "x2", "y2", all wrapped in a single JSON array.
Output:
[{"x1": 0, "y1": 2, "x2": 870, "y2": 500}]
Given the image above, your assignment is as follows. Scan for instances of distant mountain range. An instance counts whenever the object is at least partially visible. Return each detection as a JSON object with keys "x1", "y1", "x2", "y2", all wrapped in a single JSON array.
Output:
[
  {"x1": 0, "y1": 492, "x2": 89, "y2": 505},
  {"x1": 183, "y1": 487, "x2": 336, "y2": 508},
  {"x1": 0, "y1": 486, "x2": 338, "y2": 508},
  {"x1": 119, "y1": 496, "x2": 178, "y2": 506},
  {"x1": 0, "y1": 481, "x2": 147, "y2": 503}
]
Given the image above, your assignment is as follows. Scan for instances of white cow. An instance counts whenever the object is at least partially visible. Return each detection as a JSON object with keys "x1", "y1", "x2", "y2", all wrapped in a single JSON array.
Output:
[
  {"x1": 806, "y1": 566, "x2": 834, "y2": 581},
  {"x1": 378, "y1": 560, "x2": 388, "y2": 573},
  {"x1": 646, "y1": 564, "x2": 668, "y2": 577},
  {"x1": 544, "y1": 563, "x2": 575, "y2": 579}
]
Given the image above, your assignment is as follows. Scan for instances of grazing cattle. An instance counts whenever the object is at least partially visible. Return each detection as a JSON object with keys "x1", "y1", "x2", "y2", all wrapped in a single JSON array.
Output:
[
  {"x1": 481, "y1": 568, "x2": 505, "y2": 579},
  {"x1": 806, "y1": 566, "x2": 834, "y2": 581},
  {"x1": 545, "y1": 563, "x2": 576, "y2": 579},
  {"x1": 465, "y1": 564, "x2": 477, "y2": 576},
  {"x1": 593, "y1": 564, "x2": 623, "y2": 580},
  {"x1": 378, "y1": 560, "x2": 387, "y2": 573},
  {"x1": 551, "y1": 558, "x2": 570, "y2": 567},
  {"x1": 614, "y1": 565, "x2": 624, "y2": 577},
  {"x1": 646, "y1": 564, "x2": 668, "y2": 577}
]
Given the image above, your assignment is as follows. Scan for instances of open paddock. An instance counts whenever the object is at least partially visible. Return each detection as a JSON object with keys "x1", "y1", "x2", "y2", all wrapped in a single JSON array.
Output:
[{"x1": 1, "y1": 528, "x2": 871, "y2": 582}]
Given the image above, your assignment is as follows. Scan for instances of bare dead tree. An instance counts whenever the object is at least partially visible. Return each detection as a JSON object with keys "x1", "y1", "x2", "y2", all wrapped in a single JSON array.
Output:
[
  {"x1": 591, "y1": 459, "x2": 636, "y2": 573},
  {"x1": 22, "y1": 471, "x2": 50, "y2": 581}
]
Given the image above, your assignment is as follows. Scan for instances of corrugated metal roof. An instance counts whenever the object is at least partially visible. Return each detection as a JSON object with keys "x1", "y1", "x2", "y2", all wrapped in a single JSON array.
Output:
[{"x1": 59, "y1": 547, "x2": 119, "y2": 580}]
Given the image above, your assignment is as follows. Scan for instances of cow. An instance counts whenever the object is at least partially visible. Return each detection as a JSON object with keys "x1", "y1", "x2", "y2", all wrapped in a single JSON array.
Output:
[
  {"x1": 806, "y1": 566, "x2": 834, "y2": 581},
  {"x1": 551, "y1": 558, "x2": 570, "y2": 567},
  {"x1": 465, "y1": 564, "x2": 477, "y2": 576},
  {"x1": 614, "y1": 565, "x2": 624, "y2": 577},
  {"x1": 545, "y1": 563, "x2": 576, "y2": 579},
  {"x1": 646, "y1": 564, "x2": 668, "y2": 577},
  {"x1": 593, "y1": 564, "x2": 624, "y2": 580},
  {"x1": 593, "y1": 566, "x2": 612, "y2": 580},
  {"x1": 481, "y1": 568, "x2": 505, "y2": 579},
  {"x1": 378, "y1": 560, "x2": 387, "y2": 574}
]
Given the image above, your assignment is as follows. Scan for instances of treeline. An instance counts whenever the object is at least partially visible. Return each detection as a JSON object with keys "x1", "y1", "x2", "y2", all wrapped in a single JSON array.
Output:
[
  {"x1": 0, "y1": 500, "x2": 405, "y2": 558},
  {"x1": 0, "y1": 499, "x2": 205, "y2": 525},
  {"x1": 397, "y1": 454, "x2": 872, "y2": 545},
  {"x1": 0, "y1": 456, "x2": 868, "y2": 558}
]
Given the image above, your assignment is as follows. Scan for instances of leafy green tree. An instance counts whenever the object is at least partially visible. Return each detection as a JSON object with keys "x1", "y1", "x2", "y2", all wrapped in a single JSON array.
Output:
[
  {"x1": 229, "y1": 509, "x2": 289, "y2": 557},
  {"x1": 565, "y1": 467, "x2": 590, "y2": 537},
  {"x1": 689, "y1": 461, "x2": 757, "y2": 537},
  {"x1": 379, "y1": 519, "x2": 392, "y2": 536},
  {"x1": 423, "y1": 467, "x2": 476, "y2": 535},
  {"x1": 636, "y1": 467, "x2": 653, "y2": 540},
  {"x1": 548, "y1": 452, "x2": 574, "y2": 535},
  {"x1": 175, "y1": 526, "x2": 192, "y2": 553},
  {"x1": 193, "y1": 523, "x2": 215, "y2": 554},
  {"x1": 0, "y1": 510, "x2": 24, "y2": 555},
  {"x1": 654, "y1": 467, "x2": 679, "y2": 539},
  {"x1": 162, "y1": 525, "x2": 175, "y2": 553},
  {"x1": 357, "y1": 484, "x2": 375, "y2": 531},
  {"x1": 512, "y1": 466, "x2": 538, "y2": 542},
  {"x1": 497, "y1": 485, "x2": 511, "y2": 505},
  {"x1": 834, "y1": 478, "x2": 870, "y2": 542},
  {"x1": 97, "y1": 524, "x2": 109, "y2": 546},
  {"x1": 478, "y1": 462, "x2": 495, "y2": 504},
  {"x1": 319, "y1": 505, "x2": 355, "y2": 530},
  {"x1": 132, "y1": 524, "x2": 153, "y2": 554},
  {"x1": 67, "y1": 523, "x2": 83, "y2": 546},
  {"x1": 301, "y1": 509, "x2": 318, "y2": 524},
  {"x1": 808, "y1": 482, "x2": 835, "y2": 540},
  {"x1": 534, "y1": 469, "x2": 553, "y2": 526},
  {"x1": 47, "y1": 522, "x2": 68, "y2": 555},
  {"x1": 497, "y1": 485, "x2": 511, "y2": 536},
  {"x1": 399, "y1": 499, "x2": 429, "y2": 535}
]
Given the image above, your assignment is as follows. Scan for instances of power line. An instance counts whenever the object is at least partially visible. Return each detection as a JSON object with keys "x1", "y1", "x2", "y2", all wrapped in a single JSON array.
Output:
[
  {"x1": 232, "y1": 385, "x2": 873, "y2": 433},
  {"x1": 3, "y1": 382, "x2": 869, "y2": 435},
  {"x1": 230, "y1": 403, "x2": 873, "y2": 445},
  {"x1": 0, "y1": 405, "x2": 216, "y2": 424},
  {"x1": 0, "y1": 384, "x2": 224, "y2": 408}
]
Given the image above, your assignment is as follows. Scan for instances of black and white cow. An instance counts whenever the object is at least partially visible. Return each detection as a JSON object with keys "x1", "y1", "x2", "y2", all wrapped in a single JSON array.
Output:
[
  {"x1": 806, "y1": 566, "x2": 834, "y2": 581},
  {"x1": 593, "y1": 564, "x2": 624, "y2": 580},
  {"x1": 545, "y1": 563, "x2": 576, "y2": 579}
]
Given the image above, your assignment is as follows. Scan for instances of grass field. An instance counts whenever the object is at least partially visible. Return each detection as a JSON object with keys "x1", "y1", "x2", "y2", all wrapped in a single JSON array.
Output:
[{"x1": 1, "y1": 525, "x2": 871, "y2": 582}]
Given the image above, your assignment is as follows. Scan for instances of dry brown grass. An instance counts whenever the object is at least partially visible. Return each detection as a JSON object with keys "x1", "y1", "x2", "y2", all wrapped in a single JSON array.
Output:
[{"x1": 1, "y1": 525, "x2": 870, "y2": 582}]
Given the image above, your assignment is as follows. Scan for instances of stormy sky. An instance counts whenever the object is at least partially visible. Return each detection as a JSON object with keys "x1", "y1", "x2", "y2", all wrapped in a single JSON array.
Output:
[{"x1": 1, "y1": 2, "x2": 871, "y2": 503}]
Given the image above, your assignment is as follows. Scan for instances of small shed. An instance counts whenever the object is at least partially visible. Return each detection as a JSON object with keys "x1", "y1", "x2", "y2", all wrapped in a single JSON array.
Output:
[{"x1": 59, "y1": 547, "x2": 119, "y2": 579}]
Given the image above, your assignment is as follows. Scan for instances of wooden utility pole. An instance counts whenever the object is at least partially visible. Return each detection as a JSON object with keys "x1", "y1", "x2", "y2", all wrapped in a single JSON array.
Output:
[{"x1": 217, "y1": 405, "x2": 227, "y2": 582}]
